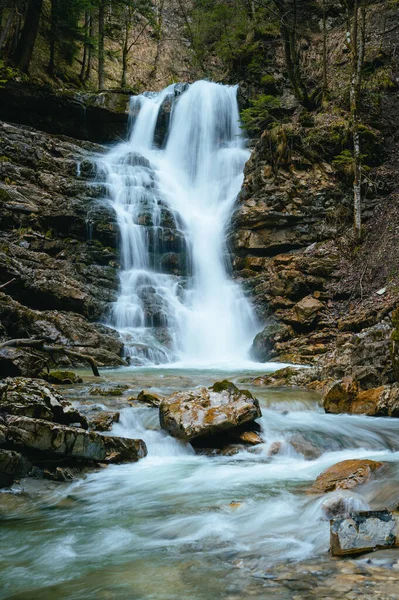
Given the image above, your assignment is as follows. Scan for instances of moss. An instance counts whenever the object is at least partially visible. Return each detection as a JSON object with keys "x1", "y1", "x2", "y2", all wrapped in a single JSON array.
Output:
[
  {"x1": 211, "y1": 380, "x2": 238, "y2": 394},
  {"x1": 0, "y1": 187, "x2": 11, "y2": 202},
  {"x1": 41, "y1": 370, "x2": 82, "y2": 384},
  {"x1": 392, "y1": 307, "x2": 399, "y2": 343}
]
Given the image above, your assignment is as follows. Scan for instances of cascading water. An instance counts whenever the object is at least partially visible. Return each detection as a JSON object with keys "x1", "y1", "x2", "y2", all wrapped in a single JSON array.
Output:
[{"x1": 99, "y1": 81, "x2": 258, "y2": 366}]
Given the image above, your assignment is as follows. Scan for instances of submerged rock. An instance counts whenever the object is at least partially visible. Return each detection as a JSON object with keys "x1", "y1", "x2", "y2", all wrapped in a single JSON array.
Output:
[
  {"x1": 309, "y1": 459, "x2": 384, "y2": 494},
  {"x1": 159, "y1": 380, "x2": 261, "y2": 444}
]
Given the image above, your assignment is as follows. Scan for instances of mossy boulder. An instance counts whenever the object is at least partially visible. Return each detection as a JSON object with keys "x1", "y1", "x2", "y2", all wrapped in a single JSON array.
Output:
[{"x1": 42, "y1": 371, "x2": 83, "y2": 385}]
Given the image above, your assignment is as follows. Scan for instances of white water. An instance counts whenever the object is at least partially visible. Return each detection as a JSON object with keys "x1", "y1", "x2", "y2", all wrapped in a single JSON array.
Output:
[
  {"x1": 2, "y1": 375, "x2": 399, "y2": 600},
  {"x1": 99, "y1": 81, "x2": 258, "y2": 366}
]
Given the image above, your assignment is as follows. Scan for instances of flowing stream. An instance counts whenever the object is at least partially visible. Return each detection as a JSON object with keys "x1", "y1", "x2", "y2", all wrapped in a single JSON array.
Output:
[
  {"x1": 100, "y1": 81, "x2": 257, "y2": 367},
  {"x1": 1, "y1": 83, "x2": 399, "y2": 599},
  {"x1": 1, "y1": 368, "x2": 399, "y2": 599}
]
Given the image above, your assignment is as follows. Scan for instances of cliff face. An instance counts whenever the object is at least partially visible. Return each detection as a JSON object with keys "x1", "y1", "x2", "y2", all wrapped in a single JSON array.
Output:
[
  {"x1": 230, "y1": 1, "x2": 399, "y2": 379},
  {"x1": 0, "y1": 119, "x2": 125, "y2": 375}
]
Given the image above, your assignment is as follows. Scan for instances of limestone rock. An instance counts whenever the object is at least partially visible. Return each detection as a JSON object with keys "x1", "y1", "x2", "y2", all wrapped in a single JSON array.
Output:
[
  {"x1": 309, "y1": 459, "x2": 384, "y2": 494},
  {"x1": 4, "y1": 415, "x2": 147, "y2": 463},
  {"x1": 159, "y1": 380, "x2": 261, "y2": 443},
  {"x1": 0, "y1": 377, "x2": 87, "y2": 428},
  {"x1": 88, "y1": 411, "x2": 120, "y2": 432}
]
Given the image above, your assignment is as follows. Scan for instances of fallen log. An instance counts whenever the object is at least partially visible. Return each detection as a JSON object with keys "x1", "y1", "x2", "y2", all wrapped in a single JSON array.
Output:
[{"x1": 0, "y1": 339, "x2": 100, "y2": 377}]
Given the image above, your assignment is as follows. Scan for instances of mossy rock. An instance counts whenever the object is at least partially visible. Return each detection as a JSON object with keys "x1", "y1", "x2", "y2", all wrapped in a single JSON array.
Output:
[{"x1": 42, "y1": 370, "x2": 83, "y2": 384}]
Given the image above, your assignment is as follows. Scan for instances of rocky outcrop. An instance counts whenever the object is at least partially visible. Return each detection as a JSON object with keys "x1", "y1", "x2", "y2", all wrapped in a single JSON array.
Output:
[
  {"x1": 331, "y1": 510, "x2": 399, "y2": 557},
  {"x1": 0, "y1": 377, "x2": 147, "y2": 486},
  {"x1": 309, "y1": 459, "x2": 384, "y2": 494},
  {"x1": 0, "y1": 119, "x2": 125, "y2": 371},
  {"x1": 159, "y1": 380, "x2": 261, "y2": 447},
  {"x1": 323, "y1": 378, "x2": 399, "y2": 417},
  {"x1": 0, "y1": 82, "x2": 130, "y2": 143}
]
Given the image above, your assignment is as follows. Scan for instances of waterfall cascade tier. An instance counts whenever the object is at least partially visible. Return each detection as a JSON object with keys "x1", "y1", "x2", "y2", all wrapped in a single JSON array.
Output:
[{"x1": 99, "y1": 81, "x2": 258, "y2": 366}]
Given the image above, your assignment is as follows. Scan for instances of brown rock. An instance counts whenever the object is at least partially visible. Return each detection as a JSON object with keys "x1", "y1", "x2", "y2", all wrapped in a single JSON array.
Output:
[
  {"x1": 309, "y1": 459, "x2": 384, "y2": 494},
  {"x1": 322, "y1": 377, "x2": 359, "y2": 414},
  {"x1": 137, "y1": 390, "x2": 164, "y2": 407},
  {"x1": 238, "y1": 431, "x2": 263, "y2": 445},
  {"x1": 268, "y1": 441, "x2": 282, "y2": 456},
  {"x1": 293, "y1": 295, "x2": 324, "y2": 324}
]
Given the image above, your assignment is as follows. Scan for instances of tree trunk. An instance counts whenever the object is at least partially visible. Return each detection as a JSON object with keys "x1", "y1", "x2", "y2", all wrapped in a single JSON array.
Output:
[
  {"x1": 322, "y1": 0, "x2": 328, "y2": 99},
  {"x1": 12, "y1": 0, "x2": 44, "y2": 73},
  {"x1": 98, "y1": 0, "x2": 105, "y2": 90},
  {"x1": 149, "y1": 0, "x2": 165, "y2": 82},
  {"x1": 84, "y1": 13, "x2": 94, "y2": 82},
  {"x1": 0, "y1": 5, "x2": 15, "y2": 50},
  {"x1": 79, "y1": 10, "x2": 90, "y2": 82},
  {"x1": 349, "y1": 0, "x2": 366, "y2": 238},
  {"x1": 48, "y1": 0, "x2": 57, "y2": 77}
]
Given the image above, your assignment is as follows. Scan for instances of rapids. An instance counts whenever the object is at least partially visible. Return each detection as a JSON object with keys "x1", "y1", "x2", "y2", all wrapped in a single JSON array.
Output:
[
  {"x1": 1, "y1": 368, "x2": 399, "y2": 600},
  {"x1": 99, "y1": 81, "x2": 258, "y2": 367}
]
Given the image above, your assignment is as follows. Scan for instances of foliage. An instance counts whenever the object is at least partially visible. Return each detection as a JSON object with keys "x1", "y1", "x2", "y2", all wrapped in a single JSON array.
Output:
[{"x1": 241, "y1": 94, "x2": 281, "y2": 135}]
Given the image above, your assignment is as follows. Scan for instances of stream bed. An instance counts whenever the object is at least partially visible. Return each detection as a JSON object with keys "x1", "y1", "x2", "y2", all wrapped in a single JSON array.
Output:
[{"x1": 1, "y1": 366, "x2": 399, "y2": 599}]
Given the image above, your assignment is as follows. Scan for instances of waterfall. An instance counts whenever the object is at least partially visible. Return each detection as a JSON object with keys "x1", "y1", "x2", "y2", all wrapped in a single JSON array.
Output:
[{"x1": 100, "y1": 80, "x2": 258, "y2": 366}]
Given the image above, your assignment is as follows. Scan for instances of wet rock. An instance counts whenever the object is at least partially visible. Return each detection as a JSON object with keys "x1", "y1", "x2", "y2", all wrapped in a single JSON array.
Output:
[
  {"x1": 88, "y1": 411, "x2": 120, "y2": 432},
  {"x1": 322, "y1": 377, "x2": 359, "y2": 414},
  {"x1": 43, "y1": 466, "x2": 74, "y2": 482},
  {"x1": 0, "y1": 449, "x2": 31, "y2": 487},
  {"x1": 238, "y1": 431, "x2": 263, "y2": 445},
  {"x1": 4, "y1": 415, "x2": 147, "y2": 463},
  {"x1": 243, "y1": 366, "x2": 319, "y2": 388},
  {"x1": 137, "y1": 390, "x2": 164, "y2": 407},
  {"x1": 159, "y1": 380, "x2": 261, "y2": 443},
  {"x1": 323, "y1": 379, "x2": 399, "y2": 417},
  {"x1": 42, "y1": 371, "x2": 83, "y2": 384},
  {"x1": 102, "y1": 436, "x2": 147, "y2": 463},
  {"x1": 268, "y1": 441, "x2": 282, "y2": 456},
  {"x1": 309, "y1": 459, "x2": 384, "y2": 494},
  {"x1": 321, "y1": 492, "x2": 370, "y2": 520},
  {"x1": 330, "y1": 510, "x2": 399, "y2": 557},
  {"x1": 287, "y1": 433, "x2": 322, "y2": 459},
  {"x1": 0, "y1": 377, "x2": 87, "y2": 428},
  {"x1": 89, "y1": 383, "x2": 129, "y2": 397}
]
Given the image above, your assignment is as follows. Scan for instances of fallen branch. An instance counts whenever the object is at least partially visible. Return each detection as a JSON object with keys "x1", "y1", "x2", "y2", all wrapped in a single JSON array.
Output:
[
  {"x1": 0, "y1": 338, "x2": 100, "y2": 377},
  {"x1": 0, "y1": 278, "x2": 16, "y2": 290}
]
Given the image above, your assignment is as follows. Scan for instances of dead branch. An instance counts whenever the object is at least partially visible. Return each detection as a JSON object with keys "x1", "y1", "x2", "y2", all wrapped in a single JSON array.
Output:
[
  {"x1": 0, "y1": 278, "x2": 16, "y2": 289},
  {"x1": 0, "y1": 338, "x2": 100, "y2": 376}
]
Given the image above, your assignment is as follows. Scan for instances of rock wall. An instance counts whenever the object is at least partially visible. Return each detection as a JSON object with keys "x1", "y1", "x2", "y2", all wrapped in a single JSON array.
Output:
[{"x1": 0, "y1": 120, "x2": 125, "y2": 374}]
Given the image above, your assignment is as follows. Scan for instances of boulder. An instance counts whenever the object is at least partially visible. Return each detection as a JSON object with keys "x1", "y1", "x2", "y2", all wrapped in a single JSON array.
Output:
[
  {"x1": 88, "y1": 411, "x2": 120, "y2": 432},
  {"x1": 322, "y1": 377, "x2": 359, "y2": 414},
  {"x1": 321, "y1": 492, "x2": 370, "y2": 520},
  {"x1": 42, "y1": 371, "x2": 83, "y2": 384},
  {"x1": 4, "y1": 415, "x2": 147, "y2": 464},
  {"x1": 309, "y1": 459, "x2": 384, "y2": 494},
  {"x1": 330, "y1": 510, "x2": 399, "y2": 557},
  {"x1": 293, "y1": 295, "x2": 324, "y2": 325},
  {"x1": 0, "y1": 377, "x2": 87, "y2": 428},
  {"x1": 159, "y1": 380, "x2": 261, "y2": 443}
]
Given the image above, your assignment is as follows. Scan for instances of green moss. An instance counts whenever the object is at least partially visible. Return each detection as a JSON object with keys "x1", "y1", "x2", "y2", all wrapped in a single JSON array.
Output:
[
  {"x1": 211, "y1": 380, "x2": 238, "y2": 393},
  {"x1": 241, "y1": 94, "x2": 281, "y2": 136},
  {"x1": 41, "y1": 370, "x2": 82, "y2": 384}
]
